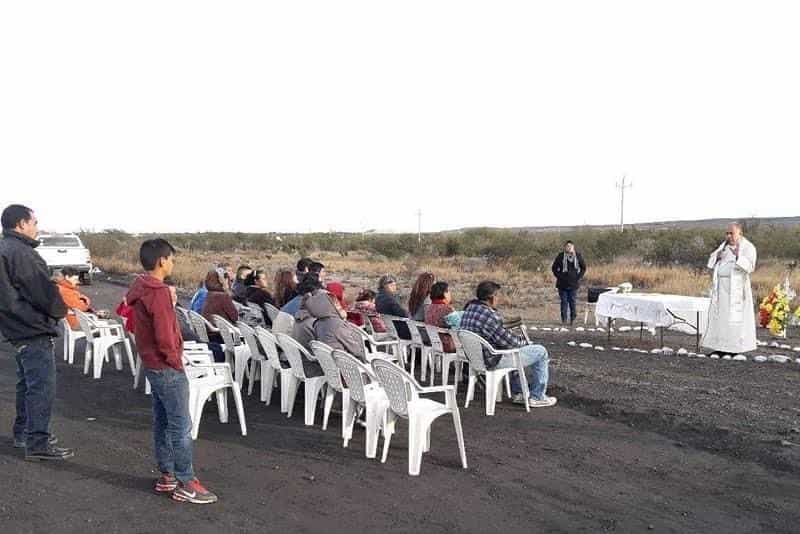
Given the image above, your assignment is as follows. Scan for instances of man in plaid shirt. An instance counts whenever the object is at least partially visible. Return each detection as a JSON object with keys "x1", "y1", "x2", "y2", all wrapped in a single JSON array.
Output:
[{"x1": 461, "y1": 281, "x2": 557, "y2": 408}]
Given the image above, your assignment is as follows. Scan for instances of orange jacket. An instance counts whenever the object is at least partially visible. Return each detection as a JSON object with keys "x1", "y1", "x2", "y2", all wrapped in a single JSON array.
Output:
[{"x1": 57, "y1": 279, "x2": 91, "y2": 329}]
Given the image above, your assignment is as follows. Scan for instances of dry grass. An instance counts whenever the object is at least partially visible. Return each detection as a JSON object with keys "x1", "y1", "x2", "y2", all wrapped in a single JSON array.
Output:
[{"x1": 95, "y1": 250, "x2": 800, "y2": 324}]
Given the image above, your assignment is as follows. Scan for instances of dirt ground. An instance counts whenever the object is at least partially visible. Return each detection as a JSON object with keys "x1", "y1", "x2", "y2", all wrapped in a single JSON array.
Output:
[{"x1": 1, "y1": 277, "x2": 799, "y2": 533}]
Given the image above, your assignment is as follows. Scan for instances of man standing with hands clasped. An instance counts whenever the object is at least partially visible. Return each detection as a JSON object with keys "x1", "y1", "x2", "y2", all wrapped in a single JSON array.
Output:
[
  {"x1": 701, "y1": 223, "x2": 757, "y2": 355},
  {"x1": 0, "y1": 204, "x2": 74, "y2": 460},
  {"x1": 551, "y1": 241, "x2": 586, "y2": 325}
]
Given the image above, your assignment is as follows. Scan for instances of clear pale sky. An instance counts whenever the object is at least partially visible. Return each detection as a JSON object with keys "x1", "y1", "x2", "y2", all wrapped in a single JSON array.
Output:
[{"x1": 1, "y1": 1, "x2": 798, "y2": 234}]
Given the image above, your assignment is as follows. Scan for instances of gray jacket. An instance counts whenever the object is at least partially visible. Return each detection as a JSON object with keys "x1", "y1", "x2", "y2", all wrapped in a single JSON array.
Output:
[{"x1": 293, "y1": 290, "x2": 365, "y2": 360}]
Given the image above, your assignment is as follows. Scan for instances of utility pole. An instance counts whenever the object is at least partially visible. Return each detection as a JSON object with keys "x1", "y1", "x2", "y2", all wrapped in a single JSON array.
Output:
[
  {"x1": 615, "y1": 174, "x2": 632, "y2": 232},
  {"x1": 417, "y1": 209, "x2": 422, "y2": 243}
]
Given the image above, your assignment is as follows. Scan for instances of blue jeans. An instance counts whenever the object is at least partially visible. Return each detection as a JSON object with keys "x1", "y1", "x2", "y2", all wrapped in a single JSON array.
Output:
[
  {"x1": 558, "y1": 288, "x2": 577, "y2": 323},
  {"x1": 13, "y1": 337, "x2": 56, "y2": 451},
  {"x1": 145, "y1": 367, "x2": 194, "y2": 483},
  {"x1": 495, "y1": 344, "x2": 550, "y2": 400}
]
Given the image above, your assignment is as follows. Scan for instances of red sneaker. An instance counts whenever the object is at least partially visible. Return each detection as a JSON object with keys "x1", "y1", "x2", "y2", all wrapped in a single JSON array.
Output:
[
  {"x1": 154, "y1": 473, "x2": 178, "y2": 493},
  {"x1": 172, "y1": 478, "x2": 218, "y2": 504}
]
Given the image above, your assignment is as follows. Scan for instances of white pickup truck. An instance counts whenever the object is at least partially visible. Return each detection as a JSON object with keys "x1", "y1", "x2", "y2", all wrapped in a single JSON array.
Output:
[{"x1": 36, "y1": 233, "x2": 94, "y2": 285}]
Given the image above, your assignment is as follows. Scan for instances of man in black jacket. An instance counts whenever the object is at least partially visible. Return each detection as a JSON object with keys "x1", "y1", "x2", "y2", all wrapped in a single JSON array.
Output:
[
  {"x1": 551, "y1": 241, "x2": 586, "y2": 325},
  {"x1": 0, "y1": 204, "x2": 74, "y2": 460}
]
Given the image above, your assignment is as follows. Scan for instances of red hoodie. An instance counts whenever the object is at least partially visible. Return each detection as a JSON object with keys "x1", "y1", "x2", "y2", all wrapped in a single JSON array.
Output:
[{"x1": 125, "y1": 274, "x2": 183, "y2": 371}]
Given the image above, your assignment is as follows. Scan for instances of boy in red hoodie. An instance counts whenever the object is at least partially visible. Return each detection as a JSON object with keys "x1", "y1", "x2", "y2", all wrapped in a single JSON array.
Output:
[{"x1": 126, "y1": 239, "x2": 217, "y2": 504}]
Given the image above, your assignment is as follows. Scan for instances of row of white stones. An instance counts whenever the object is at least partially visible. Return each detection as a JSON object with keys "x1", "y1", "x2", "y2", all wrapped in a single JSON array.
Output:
[{"x1": 560, "y1": 341, "x2": 800, "y2": 364}]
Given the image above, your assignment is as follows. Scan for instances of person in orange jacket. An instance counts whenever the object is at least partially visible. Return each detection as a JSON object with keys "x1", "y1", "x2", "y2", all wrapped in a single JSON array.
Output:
[{"x1": 57, "y1": 267, "x2": 92, "y2": 330}]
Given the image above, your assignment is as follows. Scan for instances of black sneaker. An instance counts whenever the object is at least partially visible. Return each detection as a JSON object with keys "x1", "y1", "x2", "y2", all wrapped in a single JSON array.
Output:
[
  {"x1": 14, "y1": 435, "x2": 58, "y2": 449},
  {"x1": 24, "y1": 446, "x2": 75, "y2": 461}
]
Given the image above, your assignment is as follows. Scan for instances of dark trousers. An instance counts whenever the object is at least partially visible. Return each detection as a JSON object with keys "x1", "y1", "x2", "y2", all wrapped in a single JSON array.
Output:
[
  {"x1": 558, "y1": 288, "x2": 577, "y2": 324},
  {"x1": 13, "y1": 337, "x2": 56, "y2": 451}
]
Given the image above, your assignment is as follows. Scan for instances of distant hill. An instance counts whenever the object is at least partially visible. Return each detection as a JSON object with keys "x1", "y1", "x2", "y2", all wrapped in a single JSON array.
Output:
[{"x1": 447, "y1": 216, "x2": 800, "y2": 234}]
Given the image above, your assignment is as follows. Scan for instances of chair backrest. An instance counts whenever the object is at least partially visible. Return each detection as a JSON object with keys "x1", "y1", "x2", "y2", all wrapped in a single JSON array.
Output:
[
  {"x1": 455, "y1": 330, "x2": 489, "y2": 372},
  {"x1": 423, "y1": 324, "x2": 445, "y2": 353},
  {"x1": 255, "y1": 326, "x2": 283, "y2": 371},
  {"x1": 310, "y1": 341, "x2": 343, "y2": 392},
  {"x1": 213, "y1": 315, "x2": 240, "y2": 347},
  {"x1": 237, "y1": 321, "x2": 263, "y2": 359},
  {"x1": 332, "y1": 349, "x2": 373, "y2": 404},
  {"x1": 403, "y1": 319, "x2": 423, "y2": 345},
  {"x1": 175, "y1": 305, "x2": 191, "y2": 326},
  {"x1": 371, "y1": 358, "x2": 420, "y2": 418},
  {"x1": 271, "y1": 311, "x2": 295, "y2": 336},
  {"x1": 414, "y1": 321, "x2": 431, "y2": 347},
  {"x1": 240, "y1": 302, "x2": 266, "y2": 327},
  {"x1": 263, "y1": 302, "x2": 280, "y2": 323},
  {"x1": 74, "y1": 309, "x2": 96, "y2": 340},
  {"x1": 188, "y1": 310, "x2": 210, "y2": 342},
  {"x1": 275, "y1": 333, "x2": 311, "y2": 380},
  {"x1": 381, "y1": 314, "x2": 407, "y2": 340},
  {"x1": 359, "y1": 312, "x2": 375, "y2": 335}
]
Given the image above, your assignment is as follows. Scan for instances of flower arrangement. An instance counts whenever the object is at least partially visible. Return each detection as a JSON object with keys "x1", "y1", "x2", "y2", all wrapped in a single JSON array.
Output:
[{"x1": 759, "y1": 285, "x2": 792, "y2": 335}]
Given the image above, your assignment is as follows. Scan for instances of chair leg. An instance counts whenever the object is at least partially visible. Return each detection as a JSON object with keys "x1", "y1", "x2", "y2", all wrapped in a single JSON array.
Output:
[
  {"x1": 304, "y1": 380, "x2": 325, "y2": 426},
  {"x1": 279, "y1": 371, "x2": 292, "y2": 413},
  {"x1": 286, "y1": 377, "x2": 299, "y2": 418},
  {"x1": 486, "y1": 375, "x2": 497, "y2": 416},
  {"x1": 408, "y1": 417, "x2": 424, "y2": 476},
  {"x1": 465, "y1": 376, "x2": 476, "y2": 408},
  {"x1": 247, "y1": 359, "x2": 258, "y2": 396},
  {"x1": 504, "y1": 374, "x2": 511, "y2": 399},
  {"x1": 261, "y1": 363, "x2": 274, "y2": 404},
  {"x1": 452, "y1": 408, "x2": 468, "y2": 469},
  {"x1": 133, "y1": 356, "x2": 142, "y2": 389},
  {"x1": 322, "y1": 386, "x2": 336, "y2": 431},
  {"x1": 93, "y1": 341, "x2": 106, "y2": 379},
  {"x1": 342, "y1": 394, "x2": 356, "y2": 447},
  {"x1": 83, "y1": 341, "x2": 93, "y2": 375},
  {"x1": 123, "y1": 337, "x2": 135, "y2": 376},
  {"x1": 216, "y1": 389, "x2": 229, "y2": 423},
  {"x1": 364, "y1": 400, "x2": 383, "y2": 459},
  {"x1": 381, "y1": 412, "x2": 395, "y2": 463},
  {"x1": 230, "y1": 385, "x2": 247, "y2": 436}
]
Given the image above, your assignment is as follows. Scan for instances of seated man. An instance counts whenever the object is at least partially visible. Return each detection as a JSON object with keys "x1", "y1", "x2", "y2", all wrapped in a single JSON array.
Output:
[
  {"x1": 57, "y1": 267, "x2": 93, "y2": 330},
  {"x1": 461, "y1": 281, "x2": 557, "y2": 408}
]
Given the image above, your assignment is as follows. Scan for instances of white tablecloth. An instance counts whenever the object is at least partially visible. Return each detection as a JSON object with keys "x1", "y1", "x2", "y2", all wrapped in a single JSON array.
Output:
[{"x1": 596, "y1": 293, "x2": 710, "y2": 332}]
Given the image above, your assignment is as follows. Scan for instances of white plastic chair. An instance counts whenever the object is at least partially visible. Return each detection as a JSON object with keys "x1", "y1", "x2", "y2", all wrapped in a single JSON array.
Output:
[
  {"x1": 380, "y1": 314, "x2": 416, "y2": 367},
  {"x1": 187, "y1": 310, "x2": 220, "y2": 344},
  {"x1": 183, "y1": 353, "x2": 247, "y2": 440},
  {"x1": 212, "y1": 315, "x2": 251, "y2": 390},
  {"x1": 75, "y1": 310, "x2": 135, "y2": 379},
  {"x1": 456, "y1": 330, "x2": 528, "y2": 415},
  {"x1": 263, "y1": 302, "x2": 281, "y2": 323},
  {"x1": 424, "y1": 324, "x2": 468, "y2": 392},
  {"x1": 254, "y1": 327, "x2": 293, "y2": 411},
  {"x1": 275, "y1": 333, "x2": 328, "y2": 426},
  {"x1": 236, "y1": 301, "x2": 265, "y2": 327},
  {"x1": 309, "y1": 341, "x2": 343, "y2": 432},
  {"x1": 237, "y1": 321, "x2": 270, "y2": 402},
  {"x1": 347, "y1": 323, "x2": 400, "y2": 363},
  {"x1": 333, "y1": 349, "x2": 390, "y2": 457},
  {"x1": 371, "y1": 358, "x2": 467, "y2": 476},
  {"x1": 270, "y1": 311, "x2": 295, "y2": 336},
  {"x1": 61, "y1": 317, "x2": 86, "y2": 364},
  {"x1": 401, "y1": 319, "x2": 431, "y2": 382}
]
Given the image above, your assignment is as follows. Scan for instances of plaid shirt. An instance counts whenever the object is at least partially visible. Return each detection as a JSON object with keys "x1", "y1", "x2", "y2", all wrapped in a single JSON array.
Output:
[{"x1": 461, "y1": 301, "x2": 526, "y2": 367}]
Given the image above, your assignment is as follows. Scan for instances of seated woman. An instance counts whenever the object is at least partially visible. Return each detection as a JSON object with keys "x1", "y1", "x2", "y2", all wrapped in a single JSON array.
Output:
[
  {"x1": 408, "y1": 272, "x2": 435, "y2": 322},
  {"x1": 164, "y1": 278, "x2": 225, "y2": 362},
  {"x1": 201, "y1": 269, "x2": 238, "y2": 325},
  {"x1": 424, "y1": 281, "x2": 456, "y2": 353},
  {"x1": 57, "y1": 267, "x2": 93, "y2": 330},
  {"x1": 244, "y1": 269, "x2": 275, "y2": 326},
  {"x1": 348, "y1": 289, "x2": 387, "y2": 333},
  {"x1": 273, "y1": 268, "x2": 298, "y2": 309}
]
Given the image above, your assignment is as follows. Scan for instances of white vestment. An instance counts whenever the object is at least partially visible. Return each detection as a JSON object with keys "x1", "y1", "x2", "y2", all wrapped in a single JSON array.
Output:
[{"x1": 701, "y1": 237, "x2": 757, "y2": 353}]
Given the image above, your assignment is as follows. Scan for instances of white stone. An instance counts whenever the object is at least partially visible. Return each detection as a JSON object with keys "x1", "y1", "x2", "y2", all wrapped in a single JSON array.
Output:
[
  {"x1": 611, "y1": 347, "x2": 622, "y2": 351},
  {"x1": 753, "y1": 355, "x2": 767, "y2": 362},
  {"x1": 780, "y1": 344, "x2": 791, "y2": 350},
  {"x1": 796, "y1": 358, "x2": 800, "y2": 365},
  {"x1": 595, "y1": 346, "x2": 605, "y2": 351},
  {"x1": 770, "y1": 341, "x2": 780, "y2": 348},
  {"x1": 597, "y1": 327, "x2": 605, "y2": 333},
  {"x1": 687, "y1": 352, "x2": 697, "y2": 357},
  {"x1": 567, "y1": 341, "x2": 577, "y2": 346},
  {"x1": 579, "y1": 343, "x2": 593, "y2": 348},
  {"x1": 587, "y1": 328, "x2": 596, "y2": 332},
  {"x1": 677, "y1": 348, "x2": 688, "y2": 355},
  {"x1": 709, "y1": 354, "x2": 720, "y2": 359},
  {"x1": 662, "y1": 347, "x2": 674, "y2": 355},
  {"x1": 651, "y1": 348, "x2": 662, "y2": 354},
  {"x1": 733, "y1": 355, "x2": 747, "y2": 361},
  {"x1": 768, "y1": 355, "x2": 790, "y2": 363},
  {"x1": 541, "y1": 327, "x2": 552, "y2": 331},
  {"x1": 618, "y1": 326, "x2": 632, "y2": 332},
  {"x1": 793, "y1": 347, "x2": 800, "y2": 352},
  {"x1": 559, "y1": 327, "x2": 569, "y2": 332},
  {"x1": 756, "y1": 340, "x2": 767, "y2": 346},
  {"x1": 722, "y1": 355, "x2": 732, "y2": 360},
  {"x1": 575, "y1": 327, "x2": 585, "y2": 332},
  {"x1": 634, "y1": 349, "x2": 647, "y2": 354},
  {"x1": 696, "y1": 353, "x2": 707, "y2": 358},
  {"x1": 530, "y1": 326, "x2": 538, "y2": 331}
]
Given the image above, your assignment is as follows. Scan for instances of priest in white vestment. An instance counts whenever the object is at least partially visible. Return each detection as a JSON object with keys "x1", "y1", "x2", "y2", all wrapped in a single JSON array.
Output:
[{"x1": 701, "y1": 223, "x2": 757, "y2": 354}]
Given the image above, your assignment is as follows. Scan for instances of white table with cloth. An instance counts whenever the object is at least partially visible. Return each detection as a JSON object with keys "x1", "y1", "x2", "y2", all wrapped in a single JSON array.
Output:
[{"x1": 596, "y1": 292, "x2": 710, "y2": 349}]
